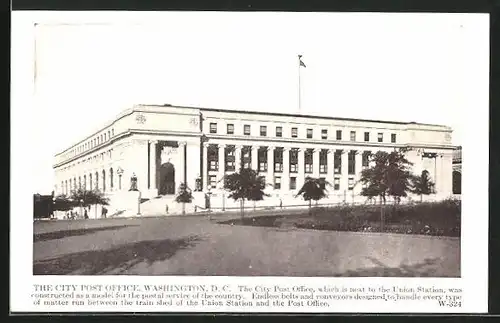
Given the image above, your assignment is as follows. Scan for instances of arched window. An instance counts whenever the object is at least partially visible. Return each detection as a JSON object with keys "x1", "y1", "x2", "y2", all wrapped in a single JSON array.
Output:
[
  {"x1": 95, "y1": 172, "x2": 99, "y2": 191},
  {"x1": 108, "y1": 130, "x2": 111, "y2": 139},
  {"x1": 112, "y1": 129, "x2": 114, "y2": 136},
  {"x1": 73, "y1": 177, "x2": 77, "y2": 190},
  {"x1": 102, "y1": 169, "x2": 106, "y2": 192},
  {"x1": 83, "y1": 175, "x2": 87, "y2": 189},
  {"x1": 65, "y1": 180, "x2": 68, "y2": 195},
  {"x1": 68, "y1": 178, "x2": 72, "y2": 193},
  {"x1": 89, "y1": 173, "x2": 93, "y2": 190},
  {"x1": 110, "y1": 168, "x2": 114, "y2": 190},
  {"x1": 61, "y1": 181, "x2": 64, "y2": 194},
  {"x1": 79, "y1": 176, "x2": 81, "y2": 189}
]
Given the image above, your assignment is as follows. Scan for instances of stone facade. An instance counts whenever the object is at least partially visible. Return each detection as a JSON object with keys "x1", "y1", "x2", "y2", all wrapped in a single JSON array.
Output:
[{"x1": 53, "y1": 104, "x2": 456, "y2": 212}]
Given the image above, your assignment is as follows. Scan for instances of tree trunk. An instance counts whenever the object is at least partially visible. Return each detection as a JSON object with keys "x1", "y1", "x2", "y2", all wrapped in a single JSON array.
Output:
[
  {"x1": 380, "y1": 198, "x2": 385, "y2": 232},
  {"x1": 420, "y1": 194, "x2": 423, "y2": 203},
  {"x1": 94, "y1": 204, "x2": 97, "y2": 219},
  {"x1": 182, "y1": 202, "x2": 186, "y2": 215},
  {"x1": 240, "y1": 199, "x2": 244, "y2": 219},
  {"x1": 309, "y1": 200, "x2": 312, "y2": 215}
]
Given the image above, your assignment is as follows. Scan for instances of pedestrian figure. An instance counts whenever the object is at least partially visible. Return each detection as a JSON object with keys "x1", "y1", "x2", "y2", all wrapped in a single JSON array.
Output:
[
  {"x1": 279, "y1": 199, "x2": 283, "y2": 209},
  {"x1": 84, "y1": 209, "x2": 89, "y2": 219},
  {"x1": 165, "y1": 204, "x2": 169, "y2": 214},
  {"x1": 101, "y1": 207, "x2": 108, "y2": 218}
]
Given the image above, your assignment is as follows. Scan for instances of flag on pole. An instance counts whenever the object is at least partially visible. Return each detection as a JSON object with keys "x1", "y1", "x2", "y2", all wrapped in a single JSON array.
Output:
[{"x1": 298, "y1": 55, "x2": 306, "y2": 68}]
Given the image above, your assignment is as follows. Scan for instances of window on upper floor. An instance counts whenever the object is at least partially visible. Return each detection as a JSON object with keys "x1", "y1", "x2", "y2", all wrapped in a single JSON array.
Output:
[
  {"x1": 307, "y1": 129, "x2": 313, "y2": 139},
  {"x1": 321, "y1": 129, "x2": 328, "y2": 139},
  {"x1": 291, "y1": 127, "x2": 298, "y2": 138},
  {"x1": 276, "y1": 126, "x2": 283, "y2": 137},
  {"x1": 350, "y1": 131, "x2": 356, "y2": 141},
  {"x1": 391, "y1": 133, "x2": 397, "y2": 143},
  {"x1": 260, "y1": 126, "x2": 267, "y2": 136},
  {"x1": 244, "y1": 124, "x2": 251, "y2": 136},
  {"x1": 336, "y1": 130, "x2": 342, "y2": 140},
  {"x1": 378, "y1": 133, "x2": 384, "y2": 142},
  {"x1": 227, "y1": 124, "x2": 234, "y2": 135},
  {"x1": 210, "y1": 123, "x2": 217, "y2": 134},
  {"x1": 364, "y1": 132, "x2": 370, "y2": 142}
]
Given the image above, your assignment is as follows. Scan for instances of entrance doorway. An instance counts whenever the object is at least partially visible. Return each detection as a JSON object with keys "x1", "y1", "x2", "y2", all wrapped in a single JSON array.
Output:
[{"x1": 159, "y1": 162, "x2": 175, "y2": 195}]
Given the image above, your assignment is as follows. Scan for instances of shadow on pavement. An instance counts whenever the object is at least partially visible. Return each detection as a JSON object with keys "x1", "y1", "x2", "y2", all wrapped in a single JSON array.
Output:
[
  {"x1": 33, "y1": 235, "x2": 203, "y2": 275},
  {"x1": 33, "y1": 225, "x2": 139, "y2": 243},
  {"x1": 337, "y1": 257, "x2": 458, "y2": 277}
]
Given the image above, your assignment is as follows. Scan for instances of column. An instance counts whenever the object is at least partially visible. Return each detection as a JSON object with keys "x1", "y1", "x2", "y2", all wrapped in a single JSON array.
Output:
[
  {"x1": 312, "y1": 148, "x2": 320, "y2": 178},
  {"x1": 149, "y1": 140, "x2": 158, "y2": 194},
  {"x1": 218, "y1": 143, "x2": 226, "y2": 181},
  {"x1": 266, "y1": 146, "x2": 274, "y2": 187},
  {"x1": 202, "y1": 142, "x2": 209, "y2": 190},
  {"x1": 282, "y1": 147, "x2": 290, "y2": 191},
  {"x1": 178, "y1": 141, "x2": 186, "y2": 185},
  {"x1": 251, "y1": 146, "x2": 259, "y2": 171},
  {"x1": 341, "y1": 149, "x2": 349, "y2": 196},
  {"x1": 297, "y1": 148, "x2": 305, "y2": 190},
  {"x1": 235, "y1": 145, "x2": 243, "y2": 171}
]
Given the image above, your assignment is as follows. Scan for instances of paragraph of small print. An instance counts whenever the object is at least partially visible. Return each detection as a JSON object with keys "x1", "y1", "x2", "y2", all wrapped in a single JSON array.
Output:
[{"x1": 30, "y1": 283, "x2": 463, "y2": 311}]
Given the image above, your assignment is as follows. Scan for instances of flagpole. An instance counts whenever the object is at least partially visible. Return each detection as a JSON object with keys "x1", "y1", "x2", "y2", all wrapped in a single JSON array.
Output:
[{"x1": 298, "y1": 55, "x2": 302, "y2": 114}]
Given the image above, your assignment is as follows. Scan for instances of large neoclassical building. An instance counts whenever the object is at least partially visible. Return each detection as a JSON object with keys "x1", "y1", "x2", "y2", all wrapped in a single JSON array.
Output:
[{"x1": 53, "y1": 104, "x2": 456, "y2": 215}]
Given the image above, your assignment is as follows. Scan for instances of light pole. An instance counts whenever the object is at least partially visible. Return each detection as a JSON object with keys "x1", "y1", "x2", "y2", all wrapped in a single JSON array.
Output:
[
  {"x1": 117, "y1": 167, "x2": 124, "y2": 190},
  {"x1": 80, "y1": 199, "x2": 83, "y2": 219},
  {"x1": 137, "y1": 190, "x2": 142, "y2": 216},
  {"x1": 52, "y1": 197, "x2": 56, "y2": 219}
]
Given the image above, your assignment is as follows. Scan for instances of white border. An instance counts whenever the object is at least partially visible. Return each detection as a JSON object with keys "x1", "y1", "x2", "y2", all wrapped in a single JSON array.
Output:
[{"x1": 11, "y1": 11, "x2": 489, "y2": 313}]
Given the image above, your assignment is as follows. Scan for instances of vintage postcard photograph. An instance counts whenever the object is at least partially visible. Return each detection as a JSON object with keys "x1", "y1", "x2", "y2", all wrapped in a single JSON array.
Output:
[{"x1": 11, "y1": 11, "x2": 489, "y2": 313}]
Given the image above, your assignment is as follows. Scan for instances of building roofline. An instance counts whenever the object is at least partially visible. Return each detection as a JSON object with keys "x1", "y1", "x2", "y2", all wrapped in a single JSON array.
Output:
[{"x1": 196, "y1": 106, "x2": 448, "y2": 127}]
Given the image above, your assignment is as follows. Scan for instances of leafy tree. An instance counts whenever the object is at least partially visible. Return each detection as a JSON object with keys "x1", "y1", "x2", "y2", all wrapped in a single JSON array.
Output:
[
  {"x1": 52, "y1": 194, "x2": 75, "y2": 212},
  {"x1": 223, "y1": 168, "x2": 268, "y2": 219},
  {"x1": 175, "y1": 182, "x2": 193, "y2": 215},
  {"x1": 411, "y1": 170, "x2": 435, "y2": 202},
  {"x1": 70, "y1": 188, "x2": 109, "y2": 218},
  {"x1": 359, "y1": 149, "x2": 414, "y2": 204},
  {"x1": 295, "y1": 177, "x2": 330, "y2": 214},
  {"x1": 359, "y1": 149, "x2": 414, "y2": 231}
]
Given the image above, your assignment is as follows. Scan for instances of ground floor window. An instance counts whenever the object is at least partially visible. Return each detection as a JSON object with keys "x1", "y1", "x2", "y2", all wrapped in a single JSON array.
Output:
[
  {"x1": 274, "y1": 176, "x2": 281, "y2": 189},
  {"x1": 290, "y1": 177, "x2": 297, "y2": 190},
  {"x1": 348, "y1": 177, "x2": 355, "y2": 190},
  {"x1": 209, "y1": 175, "x2": 217, "y2": 189},
  {"x1": 334, "y1": 178, "x2": 340, "y2": 190}
]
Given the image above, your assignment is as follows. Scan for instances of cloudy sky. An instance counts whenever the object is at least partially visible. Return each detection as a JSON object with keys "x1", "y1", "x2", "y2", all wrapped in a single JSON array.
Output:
[{"x1": 17, "y1": 12, "x2": 488, "y2": 194}]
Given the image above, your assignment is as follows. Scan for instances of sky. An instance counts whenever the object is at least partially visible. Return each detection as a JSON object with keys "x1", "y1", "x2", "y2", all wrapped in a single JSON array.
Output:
[{"x1": 25, "y1": 12, "x2": 483, "y2": 194}]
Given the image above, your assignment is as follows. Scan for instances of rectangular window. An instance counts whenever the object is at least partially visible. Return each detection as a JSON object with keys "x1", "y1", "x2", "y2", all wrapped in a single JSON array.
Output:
[
  {"x1": 336, "y1": 130, "x2": 342, "y2": 140},
  {"x1": 209, "y1": 123, "x2": 217, "y2": 134},
  {"x1": 334, "y1": 178, "x2": 340, "y2": 190},
  {"x1": 258, "y1": 148, "x2": 267, "y2": 172},
  {"x1": 290, "y1": 149, "x2": 298, "y2": 173},
  {"x1": 290, "y1": 177, "x2": 297, "y2": 190},
  {"x1": 209, "y1": 175, "x2": 217, "y2": 189},
  {"x1": 209, "y1": 160, "x2": 218, "y2": 171},
  {"x1": 319, "y1": 149, "x2": 328, "y2": 174},
  {"x1": 319, "y1": 178, "x2": 326, "y2": 190},
  {"x1": 334, "y1": 150, "x2": 342, "y2": 174},
  {"x1": 364, "y1": 132, "x2": 370, "y2": 142},
  {"x1": 244, "y1": 124, "x2": 251, "y2": 135},
  {"x1": 227, "y1": 124, "x2": 234, "y2": 134},
  {"x1": 274, "y1": 176, "x2": 281, "y2": 190},
  {"x1": 260, "y1": 126, "x2": 267, "y2": 136},
  {"x1": 348, "y1": 177, "x2": 355, "y2": 190},
  {"x1": 304, "y1": 149, "x2": 313, "y2": 173},
  {"x1": 391, "y1": 133, "x2": 397, "y2": 143},
  {"x1": 362, "y1": 151, "x2": 371, "y2": 167},
  {"x1": 307, "y1": 129, "x2": 313, "y2": 139},
  {"x1": 348, "y1": 150, "x2": 356, "y2": 175},
  {"x1": 274, "y1": 149, "x2": 283, "y2": 172},
  {"x1": 276, "y1": 126, "x2": 283, "y2": 137},
  {"x1": 350, "y1": 131, "x2": 356, "y2": 141},
  {"x1": 291, "y1": 127, "x2": 298, "y2": 138},
  {"x1": 321, "y1": 129, "x2": 328, "y2": 139},
  {"x1": 225, "y1": 146, "x2": 235, "y2": 171},
  {"x1": 378, "y1": 133, "x2": 383, "y2": 142}
]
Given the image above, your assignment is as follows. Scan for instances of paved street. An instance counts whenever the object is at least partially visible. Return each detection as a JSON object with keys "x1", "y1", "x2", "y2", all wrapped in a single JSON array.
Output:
[{"x1": 33, "y1": 215, "x2": 460, "y2": 277}]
